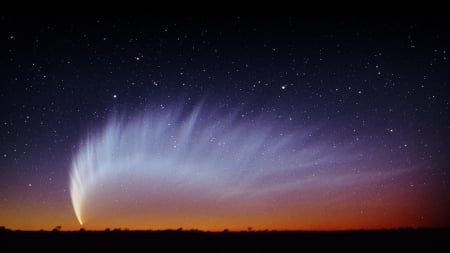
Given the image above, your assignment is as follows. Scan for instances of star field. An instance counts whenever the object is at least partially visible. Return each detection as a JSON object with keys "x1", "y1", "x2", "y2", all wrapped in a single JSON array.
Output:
[{"x1": 0, "y1": 15, "x2": 449, "y2": 231}]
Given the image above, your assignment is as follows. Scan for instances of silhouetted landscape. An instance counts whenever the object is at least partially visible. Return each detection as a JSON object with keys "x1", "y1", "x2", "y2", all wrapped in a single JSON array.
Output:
[{"x1": 1, "y1": 227, "x2": 449, "y2": 251}]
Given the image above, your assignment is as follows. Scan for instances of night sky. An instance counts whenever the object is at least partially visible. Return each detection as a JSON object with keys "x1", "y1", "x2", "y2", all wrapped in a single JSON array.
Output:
[{"x1": 1, "y1": 15, "x2": 449, "y2": 231}]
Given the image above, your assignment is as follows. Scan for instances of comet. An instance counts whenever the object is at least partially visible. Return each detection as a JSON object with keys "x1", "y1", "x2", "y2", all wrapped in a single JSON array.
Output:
[{"x1": 69, "y1": 101, "x2": 367, "y2": 228}]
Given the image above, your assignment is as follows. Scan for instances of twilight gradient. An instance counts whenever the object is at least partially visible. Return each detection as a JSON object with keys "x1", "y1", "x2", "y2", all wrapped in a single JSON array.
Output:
[
  {"x1": 69, "y1": 101, "x2": 423, "y2": 230},
  {"x1": 2, "y1": 16, "x2": 449, "y2": 231}
]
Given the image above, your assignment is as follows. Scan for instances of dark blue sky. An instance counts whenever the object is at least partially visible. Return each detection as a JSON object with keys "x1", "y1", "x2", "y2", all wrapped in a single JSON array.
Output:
[{"x1": 0, "y1": 15, "x2": 449, "y2": 230}]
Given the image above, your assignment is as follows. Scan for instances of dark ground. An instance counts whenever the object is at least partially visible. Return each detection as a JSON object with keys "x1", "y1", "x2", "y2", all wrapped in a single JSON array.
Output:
[{"x1": 1, "y1": 228, "x2": 449, "y2": 252}]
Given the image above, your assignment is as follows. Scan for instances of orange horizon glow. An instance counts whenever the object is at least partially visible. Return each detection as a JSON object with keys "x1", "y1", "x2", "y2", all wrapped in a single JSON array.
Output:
[{"x1": 1, "y1": 175, "x2": 449, "y2": 232}]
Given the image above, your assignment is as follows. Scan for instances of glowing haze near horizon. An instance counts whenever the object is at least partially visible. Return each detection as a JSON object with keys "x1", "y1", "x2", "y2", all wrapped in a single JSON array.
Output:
[{"x1": 1, "y1": 16, "x2": 450, "y2": 231}]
